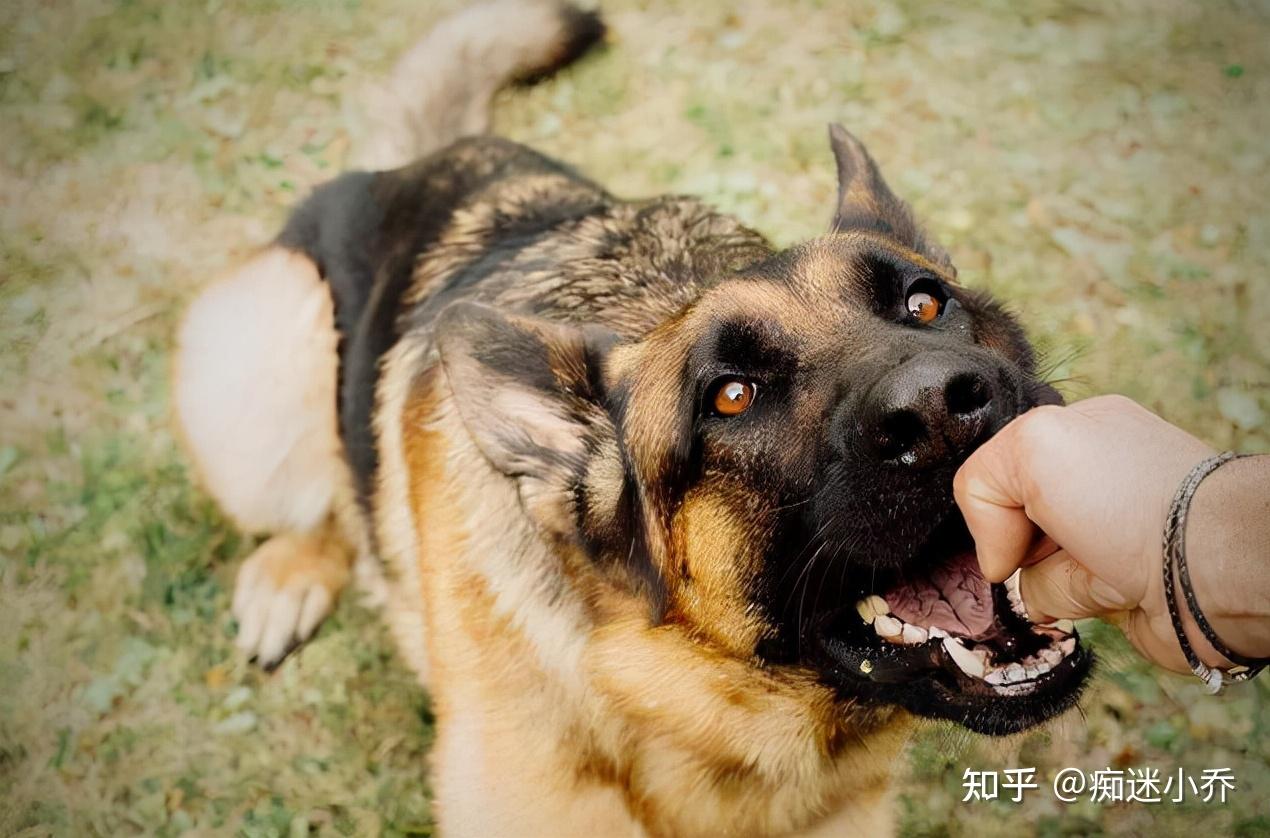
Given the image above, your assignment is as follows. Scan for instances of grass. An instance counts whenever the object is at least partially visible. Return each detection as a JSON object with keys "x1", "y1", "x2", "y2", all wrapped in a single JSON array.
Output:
[{"x1": 1, "y1": 0, "x2": 1267, "y2": 835}]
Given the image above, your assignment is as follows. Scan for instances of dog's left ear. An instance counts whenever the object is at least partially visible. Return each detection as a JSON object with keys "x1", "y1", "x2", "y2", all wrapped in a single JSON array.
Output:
[
  {"x1": 828, "y1": 123, "x2": 954, "y2": 273},
  {"x1": 436, "y1": 301, "x2": 620, "y2": 540}
]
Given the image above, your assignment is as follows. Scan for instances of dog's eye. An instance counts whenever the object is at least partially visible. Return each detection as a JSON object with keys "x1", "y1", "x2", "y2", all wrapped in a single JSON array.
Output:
[
  {"x1": 710, "y1": 377, "x2": 756, "y2": 417},
  {"x1": 905, "y1": 280, "x2": 945, "y2": 324}
]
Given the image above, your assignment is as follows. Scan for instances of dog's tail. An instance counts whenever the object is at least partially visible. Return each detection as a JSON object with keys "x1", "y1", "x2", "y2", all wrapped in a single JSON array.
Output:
[{"x1": 348, "y1": 1, "x2": 605, "y2": 170}]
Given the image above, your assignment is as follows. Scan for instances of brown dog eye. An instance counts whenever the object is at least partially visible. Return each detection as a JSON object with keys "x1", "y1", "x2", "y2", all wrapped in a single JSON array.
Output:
[
  {"x1": 711, "y1": 377, "x2": 756, "y2": 416},
  {"x1": 906, "y1": 289, "x2": 942, "y2": 323}
]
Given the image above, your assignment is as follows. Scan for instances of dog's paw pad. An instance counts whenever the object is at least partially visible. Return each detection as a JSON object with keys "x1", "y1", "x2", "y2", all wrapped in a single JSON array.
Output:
[{"x1": 231, "y1": 534, "x2": 347, "y2": 669}]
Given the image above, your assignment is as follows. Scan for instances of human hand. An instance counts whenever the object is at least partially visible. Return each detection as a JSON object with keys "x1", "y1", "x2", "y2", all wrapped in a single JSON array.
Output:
[{"x1": 952, "y1": 395, "x2": 1243, "y2": 674}]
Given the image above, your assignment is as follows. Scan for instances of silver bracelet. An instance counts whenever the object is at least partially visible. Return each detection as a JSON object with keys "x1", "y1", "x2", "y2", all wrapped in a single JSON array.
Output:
[{"x1": 1161, "y1": 452, "x2": 1265, "y2": 693}]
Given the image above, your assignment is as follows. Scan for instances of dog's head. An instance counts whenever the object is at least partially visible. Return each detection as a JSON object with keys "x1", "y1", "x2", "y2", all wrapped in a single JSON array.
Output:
[{"x1": 437, "y1": 125, "x2": 1090, "y2": 737}]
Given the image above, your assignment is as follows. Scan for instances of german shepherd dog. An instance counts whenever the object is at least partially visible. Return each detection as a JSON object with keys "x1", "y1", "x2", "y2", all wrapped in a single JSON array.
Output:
[{"x1": 175, "y1": 2, "x2": 1091, "y2": 834}]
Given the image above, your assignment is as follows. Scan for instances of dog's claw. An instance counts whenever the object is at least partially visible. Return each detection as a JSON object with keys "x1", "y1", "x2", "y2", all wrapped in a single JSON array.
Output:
[{"x1": 231, "y1": 533, "x2": 348, "y2": 669}]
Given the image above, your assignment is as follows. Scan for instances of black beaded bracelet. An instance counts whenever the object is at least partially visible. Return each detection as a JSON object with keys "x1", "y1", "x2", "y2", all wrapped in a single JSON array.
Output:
[{"x1": 1162, "y1": 451, "x2": 1267, "y2": 693}]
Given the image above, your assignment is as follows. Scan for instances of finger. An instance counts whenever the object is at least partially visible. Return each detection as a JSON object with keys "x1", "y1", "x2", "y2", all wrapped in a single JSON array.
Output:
[
  {"x1": 1022, "y1": 534, "x2": 1061, "y2": 566},
  {"x1": 1018, "y1": 551, "x2": 1133, "y2": 623},
  {"x1": 954, "y1": 436, "x2": 1037, "y2": 583}
]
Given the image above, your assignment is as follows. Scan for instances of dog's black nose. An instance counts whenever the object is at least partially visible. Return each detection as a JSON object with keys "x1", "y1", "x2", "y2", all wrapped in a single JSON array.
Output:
[{"x1": 862, "y1": 352, "x2": 995, "y2": 468}]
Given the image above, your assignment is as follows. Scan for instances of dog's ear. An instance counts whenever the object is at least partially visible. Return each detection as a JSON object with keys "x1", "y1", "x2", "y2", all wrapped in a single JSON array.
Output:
[
  {"x1": 828, "y1": 123, "x2": 954, "y2": 273},
  {"x1": 436, "y1": 301, "x2": 621, "y2": 540}
]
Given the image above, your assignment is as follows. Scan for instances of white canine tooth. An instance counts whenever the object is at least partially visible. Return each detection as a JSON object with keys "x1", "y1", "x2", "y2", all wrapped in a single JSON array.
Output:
[
  {"x1": 901, "y1": 623, "x2": 928, "y2": 645},
  {"x1": 1004, "y1": 570, "x2": 1029, "y2": 620},
  {"x1": 874, "y1": 614, "x2": 902, "y2": 638},
  {"x1": 855, "y1": 600, "x2": 877, "y2": 625},
  {"x1": 1060, "y1": 638, "x2": 1076, "y2": 655},
  {"x1": 942, "y1": 637, "x2": 986, "y2": 678},
  {"x1": 1004, "y1": 663, "x2": 1027, "y2": 683},
  {"x1": 867, "y1": 595, "x2": 889, "y2": 617},
  {"x1": 928, "y1": 626, "x2": 949, "y2": 639}
]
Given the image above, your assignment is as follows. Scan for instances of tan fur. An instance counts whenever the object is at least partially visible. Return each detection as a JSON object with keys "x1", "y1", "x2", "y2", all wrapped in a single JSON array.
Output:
[
  {"x1": 668, "y1": 487, "x2": 772, "y2": 656},
  {"x1": 174, "y1": 246, "x2": 362, "y2": 666},
  {"x1": 397, "y1": 369, "x2": 631, "y2": 834},
  {"x1": 174, "y1": 246, "x2": 346, "y2": 535},
  {"x1": 349, "y1": 2, "x2": 600, "y2": 170},
  {"x1": 367, "y1": 341, "x2": 439, "y2": 684},
  {"x1": 231, "y1": 521, "x2": 352, "y2": 664}
]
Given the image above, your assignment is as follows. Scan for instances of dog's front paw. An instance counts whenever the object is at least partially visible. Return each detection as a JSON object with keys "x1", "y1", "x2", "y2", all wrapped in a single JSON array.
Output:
[{"x1": 231, "y1": 532, "x2": 350, "y2": 669}]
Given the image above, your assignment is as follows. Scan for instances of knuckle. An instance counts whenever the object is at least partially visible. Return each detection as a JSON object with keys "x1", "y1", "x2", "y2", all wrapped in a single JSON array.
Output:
[
  {"x1": 1008, "y1": 406, "x2": 1069, "y2": 496},
  {"x1": 1080, "y1": 393, "x2": 1139, "y2": 419},
  {"x1": 1099, "y1": 393, "x2": 1138, "y2": 411},
  {"x1": 1010, "y1": 408, "x2": 1057, "y2": 458},
  {"x1": 1018, "y1": 403, "x2": 1065, "y2": 433},
  {"x1": 1013, "y1": 405, "x2": 1067, "y2": 454}
]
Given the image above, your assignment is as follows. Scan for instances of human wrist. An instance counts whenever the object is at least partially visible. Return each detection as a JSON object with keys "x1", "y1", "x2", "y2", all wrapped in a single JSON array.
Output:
[{"x1": 1181, "y1": 453, "x2": 1270, "y2": 665}]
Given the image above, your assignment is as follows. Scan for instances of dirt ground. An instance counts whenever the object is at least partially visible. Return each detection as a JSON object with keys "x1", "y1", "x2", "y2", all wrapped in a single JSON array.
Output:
[{"x1": 1, "y1": 0, "x2": 1267, "y2": 835}]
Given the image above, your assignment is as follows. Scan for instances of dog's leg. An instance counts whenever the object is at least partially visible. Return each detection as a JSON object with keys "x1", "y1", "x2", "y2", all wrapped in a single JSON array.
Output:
[
  {"x1": 174, "y1": 245, "x2": 356, "y2": 666},
  {"x1": 231, "y1": 520, "x2": 352, "y2": 667}
]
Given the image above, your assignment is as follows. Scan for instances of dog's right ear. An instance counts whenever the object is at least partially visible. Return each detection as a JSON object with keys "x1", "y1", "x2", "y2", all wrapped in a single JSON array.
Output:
[{"x1": 436, "y1": 302, "x2": 620, "y2": 539}]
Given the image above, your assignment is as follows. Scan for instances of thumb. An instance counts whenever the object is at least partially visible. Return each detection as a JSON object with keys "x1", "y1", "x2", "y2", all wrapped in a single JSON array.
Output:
[{"x1": 1017, "y1": 550, "x2": 1136, "y2": 623}]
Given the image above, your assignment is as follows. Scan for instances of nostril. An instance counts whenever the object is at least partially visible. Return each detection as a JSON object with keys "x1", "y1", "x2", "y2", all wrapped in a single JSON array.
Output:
[
  {"x1": 875, "y1": 409, "x2": 926, "y2": 460},
  {"x1": 945, "y1": 373, "x2": 991, "y2": 417}
]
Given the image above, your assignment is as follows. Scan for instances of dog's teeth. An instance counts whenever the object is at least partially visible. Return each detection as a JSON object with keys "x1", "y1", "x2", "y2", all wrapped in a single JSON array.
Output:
[
  {"x1": 942, "y1": 637, "x2": 986, "y2": 678},
  {"x1": 1060, "y1": 638, "x2": 1076, "y2": 656},
  {"x1": 1004, "y1": 570, "x2": 1028, "y2": 620},
  {"x1": 901, "y1": 623, "x2": 927, "y2": 645},
  {"x1": 1039, "y1": 647, "x2": 1063, "y2": 667},
  {"x1": 1004, "y1": 663, "x2": 1027, "y2": 683},
  {"x1": 985, "y1": 668, "x2": 1009, "y2": 686},
  {"x1": 1024, "y1": 664, "x2": 1042, "y2": 679},
  {"x1": 856, "y1": 595, "x2": 890, "y2": 623},
  {"x1": 874, "y1": 614, "x2": 902, "y2": 639},
  {"x1": 994, "y1": 680, "x2": 1039, "y2": 696},
  {"x1": 1050, "y1": 619, "x2": 1075, "y2": 633},
  {"x1": 928, "y1": 626, "x2": 949, "y2": 639}
]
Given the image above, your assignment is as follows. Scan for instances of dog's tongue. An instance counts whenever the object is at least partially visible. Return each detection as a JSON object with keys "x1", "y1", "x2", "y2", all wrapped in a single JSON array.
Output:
[{"x1": 885, "y1": 551, "x2": 994, "y2": 639}]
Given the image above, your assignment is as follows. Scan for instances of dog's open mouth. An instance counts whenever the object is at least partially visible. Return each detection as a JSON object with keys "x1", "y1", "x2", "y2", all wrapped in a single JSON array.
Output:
[{"x1": 810, "y1": 532, "x2": 1092, "y2": 734}]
